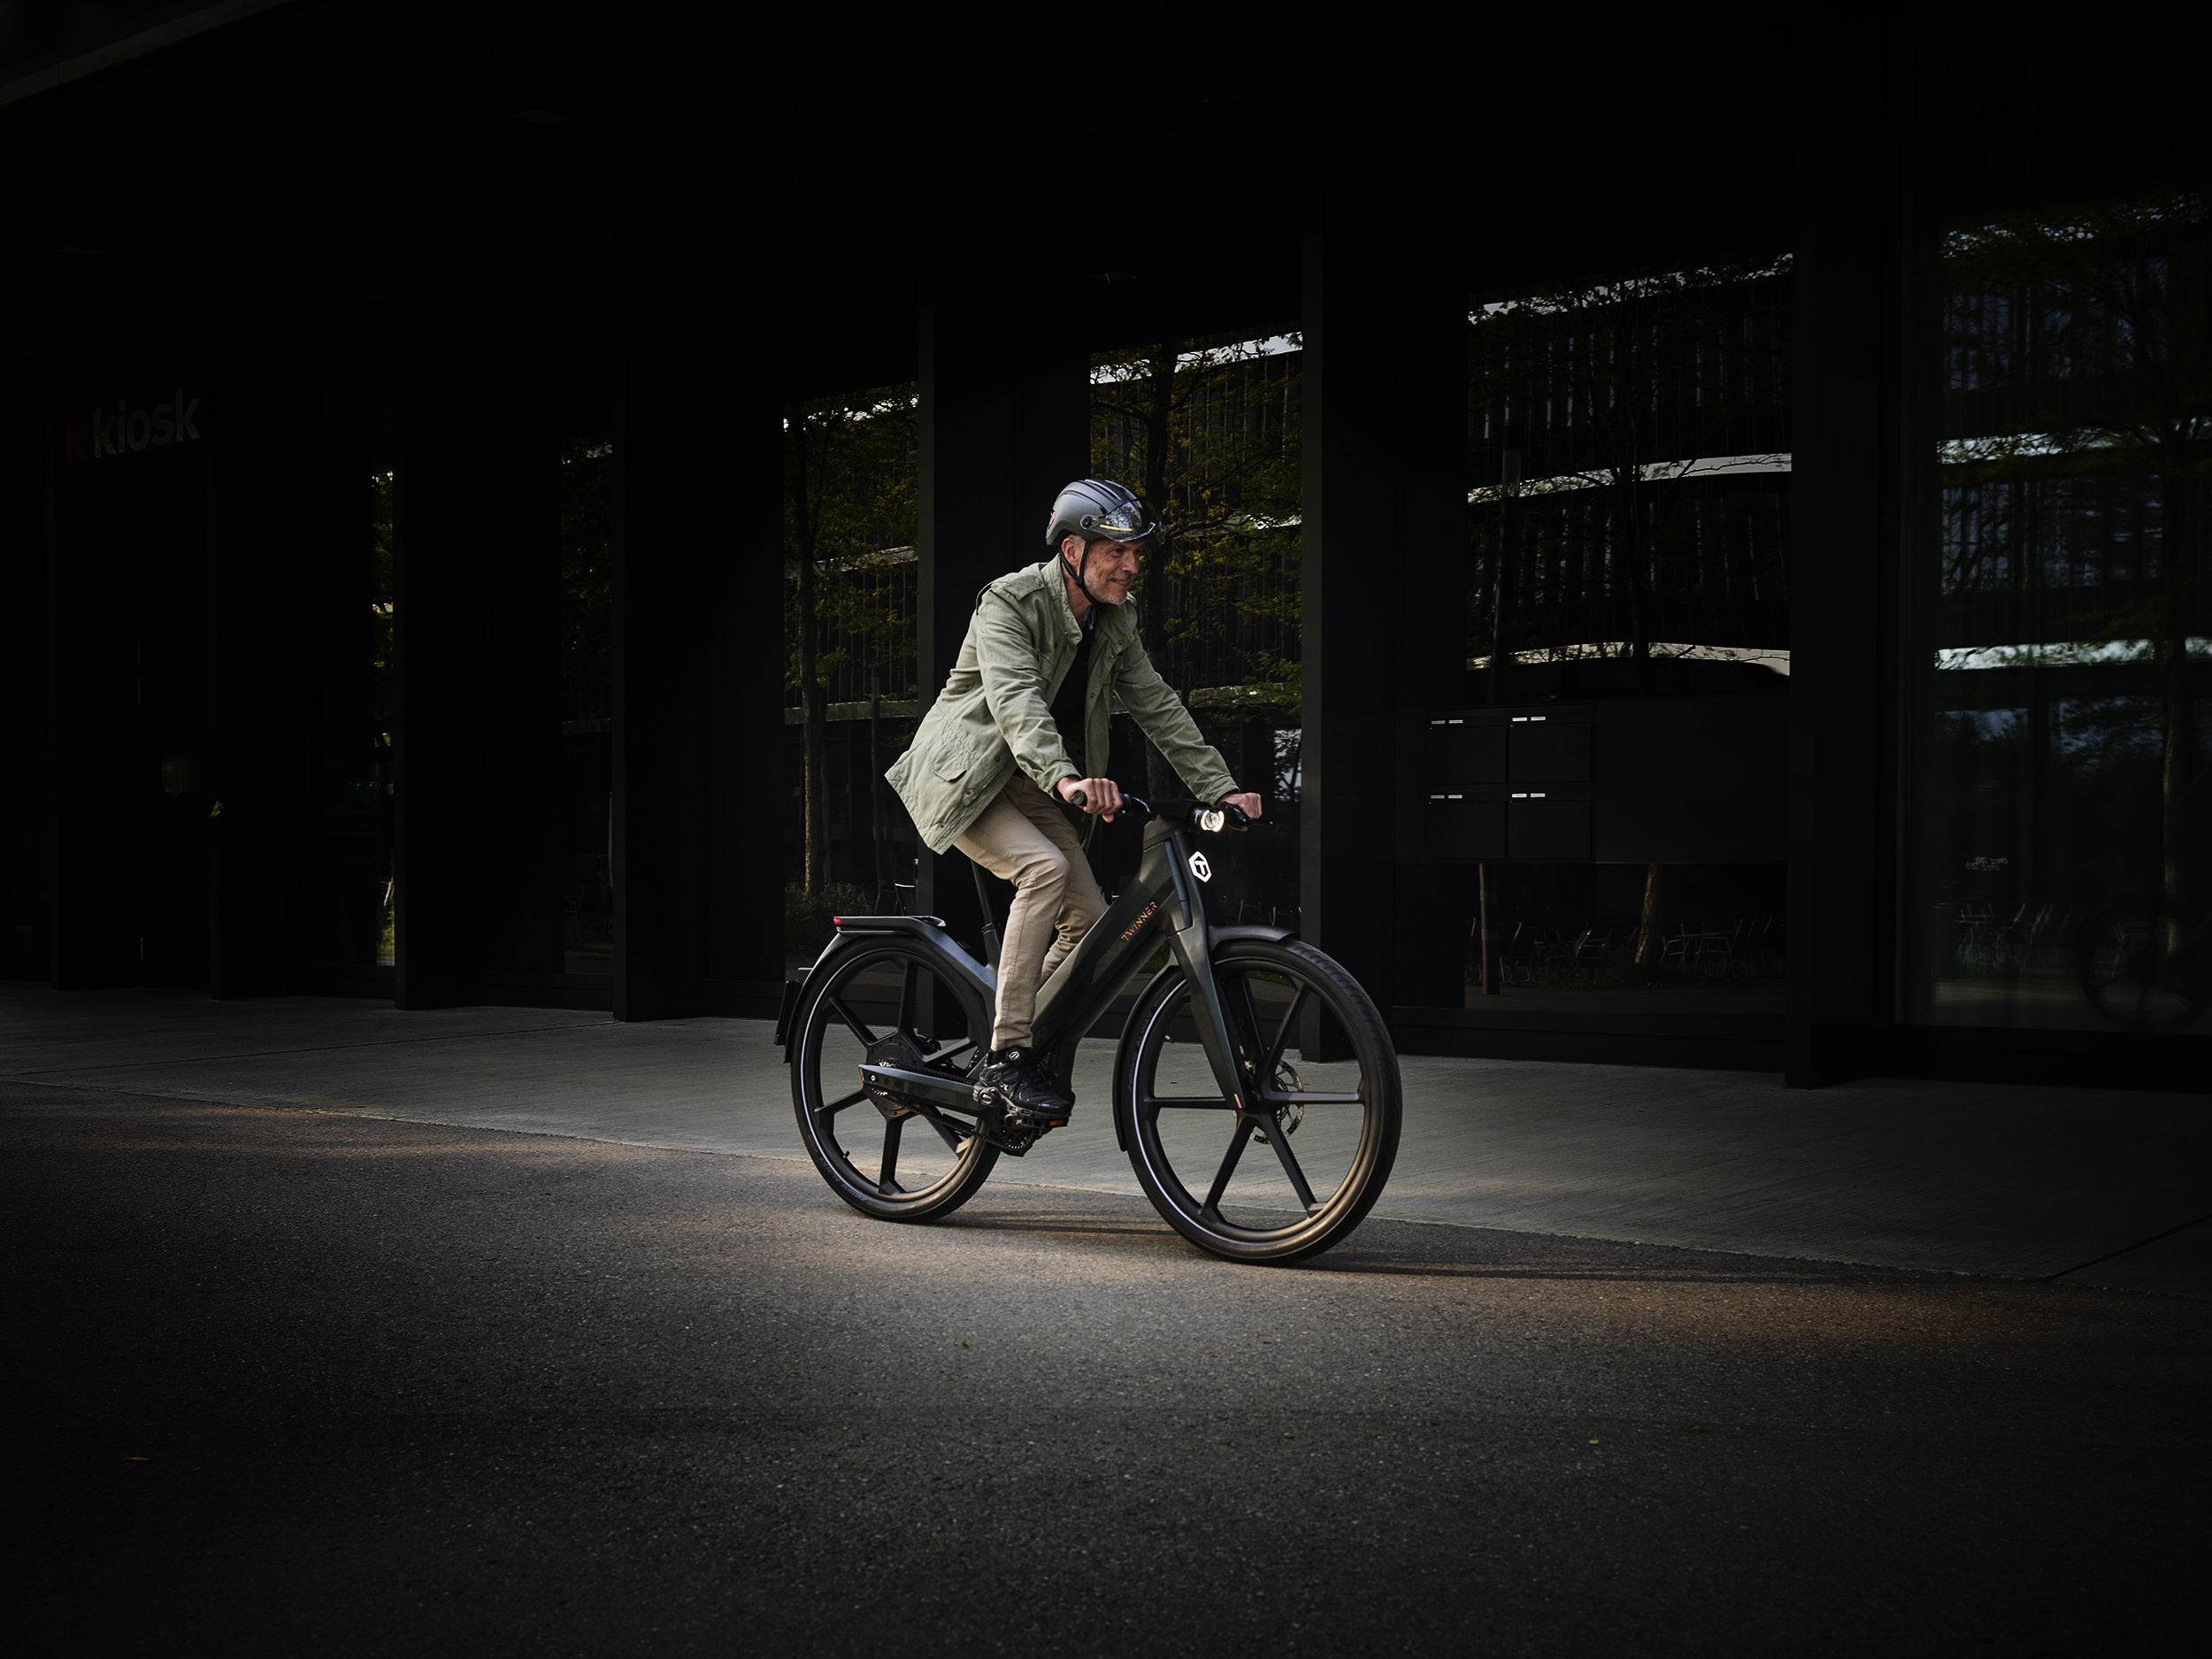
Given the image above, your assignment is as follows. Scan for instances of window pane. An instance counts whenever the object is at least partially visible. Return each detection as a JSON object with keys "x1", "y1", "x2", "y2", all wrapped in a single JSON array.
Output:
[
  {"x1": 1458, "y1": 257, "x2": 1792, "y2": 1019},
  {"x1": 302, "y1": 467, "x2": 395, "y2": 969},
  {"x1": 1906, "y1": 186, "x2": 2212, "y2": 1033}
]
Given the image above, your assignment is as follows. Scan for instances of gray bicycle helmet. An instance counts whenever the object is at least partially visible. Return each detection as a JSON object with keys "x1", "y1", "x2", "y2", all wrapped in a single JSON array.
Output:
[
  {"x1": 1043, "y1": 478, "x2": 1167, "y2": 550},
  {"x1": 1045, "y1": 479, "x2": 1168, "y2": 611}
]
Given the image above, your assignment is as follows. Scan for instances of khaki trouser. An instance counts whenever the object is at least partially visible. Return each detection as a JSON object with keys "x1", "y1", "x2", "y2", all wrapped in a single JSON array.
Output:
[{"x1": 954, "y1": 775, "x2": 1107, "y2": 1050}]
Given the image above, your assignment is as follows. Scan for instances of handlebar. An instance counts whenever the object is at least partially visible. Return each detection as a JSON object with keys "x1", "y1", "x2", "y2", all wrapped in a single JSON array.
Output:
[{"x1": 1066, "y1": 791, "x2": 1253, "y2": 832}]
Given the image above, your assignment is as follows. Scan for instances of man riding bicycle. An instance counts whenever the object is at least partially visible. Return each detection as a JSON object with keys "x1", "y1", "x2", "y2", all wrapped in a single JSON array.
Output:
[{"x1": 887, "y1": 478, "x2": 1263, "y2": 1129}]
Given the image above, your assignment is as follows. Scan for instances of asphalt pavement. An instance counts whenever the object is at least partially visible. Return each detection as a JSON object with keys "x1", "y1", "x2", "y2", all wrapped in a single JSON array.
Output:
[
  {"x1": 5, "y1": 983, "x2": 2207, "y2": 1288},
  {"x1": 10, "y1": 1081, "x2": 2205, "y2": 1657}
]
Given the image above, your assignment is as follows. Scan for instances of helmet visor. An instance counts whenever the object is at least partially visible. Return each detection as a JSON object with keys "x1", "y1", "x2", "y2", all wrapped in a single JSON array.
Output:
[{"x1": 1081, "y1": 501, "x2": 1155, "y2": 541}]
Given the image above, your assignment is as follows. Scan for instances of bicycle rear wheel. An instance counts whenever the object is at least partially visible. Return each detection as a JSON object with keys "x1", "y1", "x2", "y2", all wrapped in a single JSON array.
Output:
[
  {"x1": 790, "y1": 941, "x2": 1000, "y2": 1221},
  {"x1": 1114, "y1": 938, "x2": 1400, "y2": 1264}
]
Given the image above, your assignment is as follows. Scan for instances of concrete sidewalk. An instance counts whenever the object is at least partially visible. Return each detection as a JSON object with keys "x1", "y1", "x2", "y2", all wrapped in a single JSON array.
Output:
[{"x1": 4, "y1": 980, "x2": 2205, "y2": 1293}]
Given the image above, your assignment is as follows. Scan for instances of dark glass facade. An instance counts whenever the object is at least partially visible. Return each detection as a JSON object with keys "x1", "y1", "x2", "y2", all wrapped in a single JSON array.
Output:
[
  {"x1": 46, "y1": 413, "x2": 210, "y2": 986},
  {"x1": 1, "y1": 17, "x2": 2200, "y2": 1087},
  {"x1": 1440, "y1": 257, "x2": 1793, "y2": 1044},
  {"x1": 1908, "y1": 183, "x2": 2210, "y2": 1035}
]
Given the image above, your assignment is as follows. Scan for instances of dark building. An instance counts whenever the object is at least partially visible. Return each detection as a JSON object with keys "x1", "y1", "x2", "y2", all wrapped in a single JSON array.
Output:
[{"x1": 4, "y1": 6, "x2": 2205, "y2": 1091}]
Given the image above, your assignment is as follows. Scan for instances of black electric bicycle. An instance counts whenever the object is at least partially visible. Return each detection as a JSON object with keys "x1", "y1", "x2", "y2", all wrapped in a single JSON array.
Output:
[{"x1": 777, "y1": 797, "x2": 1401, "y2": 1264}]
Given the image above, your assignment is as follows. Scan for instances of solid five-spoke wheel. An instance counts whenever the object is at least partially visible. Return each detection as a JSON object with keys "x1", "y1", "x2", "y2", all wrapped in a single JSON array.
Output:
[
  {"x1": 1113, "y1": 938, "x2": 1400, "y2": 1263},
  {"x1": 790, "y1": 943, "x2": 1000, "y2": 1221}
]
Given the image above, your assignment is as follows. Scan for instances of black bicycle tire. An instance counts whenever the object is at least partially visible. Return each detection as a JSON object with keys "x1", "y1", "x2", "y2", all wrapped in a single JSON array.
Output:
[
  {"x1": 1114, "y1": 938, "x2": 1401, "y2": 1264},
  {"x1": 790, "y1": 942, "x2": 1002, "y2": 1222}
]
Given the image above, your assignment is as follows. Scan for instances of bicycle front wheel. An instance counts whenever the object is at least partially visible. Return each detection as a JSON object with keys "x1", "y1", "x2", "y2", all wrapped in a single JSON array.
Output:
[
  {"x1": 1114, "y1": 938, "x2": 1400, "y2": 1264},
  {"x1": 790, "y1": 941, "x2": 1000, "y2": 1222}
]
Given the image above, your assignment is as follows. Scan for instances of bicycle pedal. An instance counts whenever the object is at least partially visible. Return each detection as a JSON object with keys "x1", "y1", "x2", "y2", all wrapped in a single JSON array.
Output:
[{"x1": 975, "y1": 1113, "x2": 1047, "y2": 1156}]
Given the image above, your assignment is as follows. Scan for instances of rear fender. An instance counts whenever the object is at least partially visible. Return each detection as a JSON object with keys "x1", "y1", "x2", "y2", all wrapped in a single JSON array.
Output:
[
  {"x1": 779, "y1": 916, "x2": 995, "y2": 1060},
  {"x1": 773, "y1": 976, "x2": 805, "y2": 1056}
]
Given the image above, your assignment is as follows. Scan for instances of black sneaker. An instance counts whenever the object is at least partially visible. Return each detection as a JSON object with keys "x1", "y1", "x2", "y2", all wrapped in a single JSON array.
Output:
[{"x1": 973, "y1": 1047, "x2": 1073, "y2": 1127}]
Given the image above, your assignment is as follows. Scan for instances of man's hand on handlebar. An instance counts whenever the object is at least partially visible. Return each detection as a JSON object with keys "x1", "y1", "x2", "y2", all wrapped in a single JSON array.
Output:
[
  {"x1": 1219, "y1": 792, "x2": 1263, "y2": 822},
  {"x1": 1057, "y1": 776, "x2": 1123, "y2": 822}
]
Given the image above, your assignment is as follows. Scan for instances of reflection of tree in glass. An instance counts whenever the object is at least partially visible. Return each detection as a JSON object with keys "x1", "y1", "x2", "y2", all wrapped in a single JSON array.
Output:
[
  {"x1": 1467, "y1": 258, "x2": 1791, "y2": 692},
  {"x1": 1091, "y1": 340, "x2": 1302, "y2": 747},
  {"x1": 786, "y1": 388, "x2": 918, "y2": 895},
  {"x1": 1942, "y1": 188, "x2": 2210, "y2": 972}
]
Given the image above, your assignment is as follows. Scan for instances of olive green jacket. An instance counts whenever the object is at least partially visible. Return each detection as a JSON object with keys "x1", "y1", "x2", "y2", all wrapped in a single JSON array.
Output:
[{"x1": 888, "y1": 558, "x2": 1239, "y2": 853}]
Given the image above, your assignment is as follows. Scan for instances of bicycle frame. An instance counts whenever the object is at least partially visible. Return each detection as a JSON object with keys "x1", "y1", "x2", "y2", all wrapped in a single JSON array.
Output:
[{"x1": 782, "y1": 801, "x2": 1288, "y2": 1131}]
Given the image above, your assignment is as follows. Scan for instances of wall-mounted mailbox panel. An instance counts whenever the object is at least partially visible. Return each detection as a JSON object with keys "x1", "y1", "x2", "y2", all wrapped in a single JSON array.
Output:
[
  {"x1": 1424, "y1": 718, "x2": 1507, "y2": 788},
  {"x1": 1508, "y1": 716, "x2": 1590, "y2": 782},
  {"x1": 1409, "y1": 697, "x2": 1783, "y2": 864}
]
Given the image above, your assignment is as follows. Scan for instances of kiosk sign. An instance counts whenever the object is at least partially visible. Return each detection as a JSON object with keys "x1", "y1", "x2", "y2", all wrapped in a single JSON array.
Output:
[{"x1": 60, "y1": 390, "x2": 207, "y2": 463}]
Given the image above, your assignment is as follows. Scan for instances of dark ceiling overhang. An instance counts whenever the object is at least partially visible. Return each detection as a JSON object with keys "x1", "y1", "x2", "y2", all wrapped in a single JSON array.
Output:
[{"x1": 2, "y1": 5, "x2": 1795, "y2": 384}]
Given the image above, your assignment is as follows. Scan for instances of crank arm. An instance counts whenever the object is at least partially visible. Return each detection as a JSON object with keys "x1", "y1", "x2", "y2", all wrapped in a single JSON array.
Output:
[{"x1": 857, "y1": 1063, "x2": 980, "y2": 1115}]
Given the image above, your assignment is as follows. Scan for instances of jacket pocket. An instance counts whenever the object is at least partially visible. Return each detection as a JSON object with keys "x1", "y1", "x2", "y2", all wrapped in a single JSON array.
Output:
[{"x1": 931, "y1": 741, "x2": 972, "y2": 782}]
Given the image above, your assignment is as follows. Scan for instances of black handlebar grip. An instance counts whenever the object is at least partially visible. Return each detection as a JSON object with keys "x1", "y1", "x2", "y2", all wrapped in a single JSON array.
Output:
[{"x1": 1069, "y1": 789, "x2": 1087, "y2": 810}]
